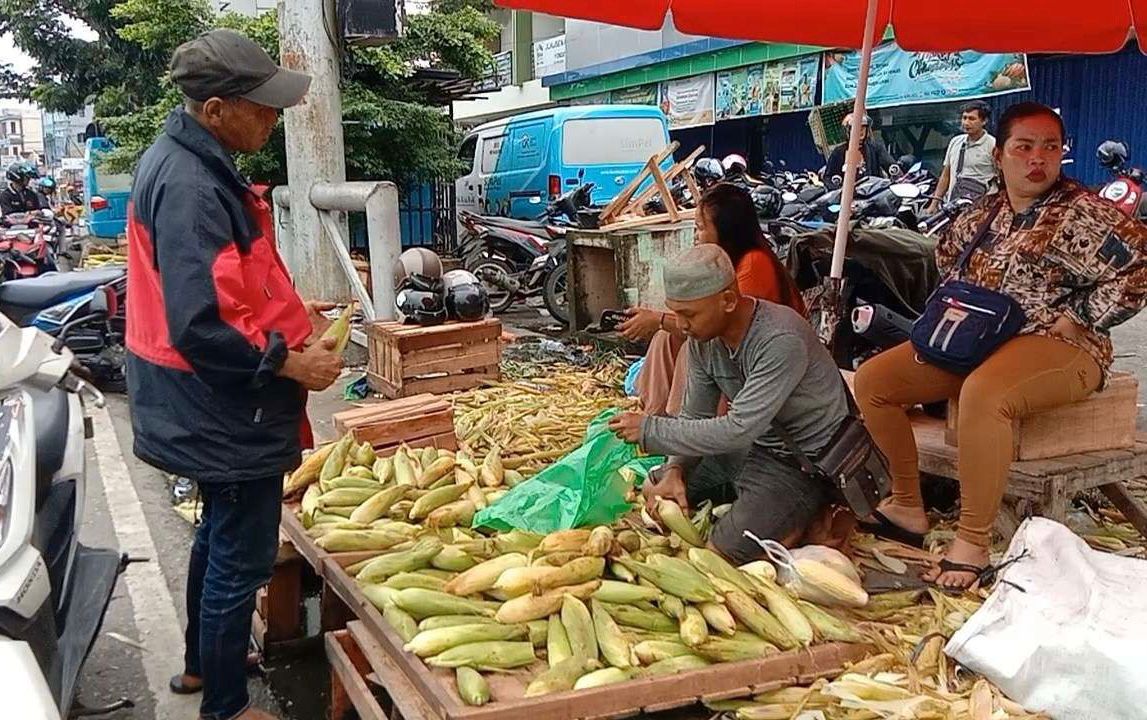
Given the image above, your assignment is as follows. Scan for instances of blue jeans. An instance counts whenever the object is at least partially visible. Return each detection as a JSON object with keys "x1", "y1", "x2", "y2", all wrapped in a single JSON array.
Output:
[{"x1": 184, "y1": 477, "x2": 282, "y2": 720}]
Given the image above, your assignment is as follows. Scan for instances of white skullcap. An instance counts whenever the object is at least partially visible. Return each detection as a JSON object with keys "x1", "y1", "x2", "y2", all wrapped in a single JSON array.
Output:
[{"x1": 663, "y1": 244, "x2": 737, "y2": 301}]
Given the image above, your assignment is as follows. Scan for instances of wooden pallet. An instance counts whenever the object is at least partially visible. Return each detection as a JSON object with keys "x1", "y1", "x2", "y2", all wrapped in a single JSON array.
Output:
[
  {"x1": 333, "y1": 394, "x2": 457, "y2": 451},
  {"x1": 321, "y1": 556, "x2": 871, "y2": 720},
  {"x1": 912, "y1": 413, "x2": 1147, "y2": 539},
  {"x1": 367, "y1": 319, "x2": 502, "y2": 399}
]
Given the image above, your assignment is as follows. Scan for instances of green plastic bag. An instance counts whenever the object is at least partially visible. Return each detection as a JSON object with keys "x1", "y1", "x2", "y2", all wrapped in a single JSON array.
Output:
[{"x1": 472, "y1": 409, "x2": 664, "y2": 534}]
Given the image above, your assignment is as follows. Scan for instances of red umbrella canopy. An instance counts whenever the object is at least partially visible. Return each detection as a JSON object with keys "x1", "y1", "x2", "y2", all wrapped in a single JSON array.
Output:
[{"x1": 497, "y1": 0, "x2": 1146, "y2": 53}]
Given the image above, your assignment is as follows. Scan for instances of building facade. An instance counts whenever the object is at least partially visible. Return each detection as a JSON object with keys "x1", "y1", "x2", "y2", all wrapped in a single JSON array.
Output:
[
  {"x1": 40, "y1": 107, "x2": 94, "y2": 168},
  {"x1": 0, "y1": 105, "x2": 44, "y2": 166}
]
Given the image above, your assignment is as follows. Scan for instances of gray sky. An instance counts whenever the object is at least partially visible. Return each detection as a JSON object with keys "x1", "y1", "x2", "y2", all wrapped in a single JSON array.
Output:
[{"x1": 2, "y1": 20, "x2": 99, "y2": 75}]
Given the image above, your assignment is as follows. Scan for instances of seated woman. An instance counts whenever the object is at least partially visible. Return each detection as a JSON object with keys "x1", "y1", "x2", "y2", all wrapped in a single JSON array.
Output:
[
  {"x1": 855, "y1": 102, "x2": 1147, "y2": 591},
  {"x1": 625, "y1": 182, "x2": 805, "y2": 416}
]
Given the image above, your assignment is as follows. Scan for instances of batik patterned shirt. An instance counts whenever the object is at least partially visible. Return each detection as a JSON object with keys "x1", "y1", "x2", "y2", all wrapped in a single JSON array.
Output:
[{"x1": 936, "y1": 179, "x2": 1147, "y2": 379}]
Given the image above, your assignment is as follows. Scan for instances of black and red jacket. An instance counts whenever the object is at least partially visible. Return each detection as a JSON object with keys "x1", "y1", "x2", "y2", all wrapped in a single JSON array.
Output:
[{"x1": 126, "y1": 109, "x2": 313, "y2": 483}]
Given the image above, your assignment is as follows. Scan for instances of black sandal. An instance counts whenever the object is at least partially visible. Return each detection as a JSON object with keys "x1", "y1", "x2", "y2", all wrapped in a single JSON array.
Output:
[
  {"x1": 169, "y1": 651, "x2": 263, "y2": 694},
  {"x1": 929, "y1": 549, "x2": 1031, "y2": 595},
  {"x1": 858, "y1": 510, "x2": 926, "y2": 549}
]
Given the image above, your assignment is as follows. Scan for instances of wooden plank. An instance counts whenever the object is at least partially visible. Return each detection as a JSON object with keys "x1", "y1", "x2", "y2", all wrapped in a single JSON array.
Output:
[
  {"x1": 342, "y1": 403, "x2": 453, "y2": 434},
  {"x1": 400, "y1": 367, "x2": 500, "y2": 397},
  {"x1": 1100, "y1": 481, "x2": 1147, "y2": 539},
  {"x1": 334, "y1": 394, "x2": 440, "y2": 424},
  {"x1": 375, "y1": 431, "x2": 458, "y2": 455},
  {"x1": 280, "y1": 504, "x2": 328, "y2": 573},
  {"x1": 353, "y1": 408, "x2": 456, "y2": 448},
  {"x1": 326, "y1": 631, "x2": 389, "y2": 720},
  {"x1": 600, "y1": 209, "x2": 695, "y2": 232},
  {"x1": 402, "y1": 340, "x2": 499, "y2": 369},
  {"x1": 648, "y1": 159, "x2": 680, "y2": 222},
  {"x1": 347, "y1": 623, "x2": 443, "y2": 720},
  {"x1": 264, "y1": 558, "x2": 303, "y2": 642},
  {"x1": 620, "y1": 145, "x2": 705, "y2": 218},
  {"x1": 394, "y1": 321, "x2": 503, "y2": 354},
  {"x1": 598, "y1": 142, "x2": 680, "y2": 224},
  {"x1": 403, "y1": 345, "x2": 502, "y2": 378},
  {"x1": 684, "y1": 170, "x2": 703, "y2": 208}
]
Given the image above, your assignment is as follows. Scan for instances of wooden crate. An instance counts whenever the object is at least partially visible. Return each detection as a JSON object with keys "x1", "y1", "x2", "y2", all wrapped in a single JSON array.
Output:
[
  {"x1": 367, "y1": 319, "x2": 502, "y2": 399},
  {"x1": 944, "y1": 371, "x2": 1138, "y2": 460},
  {"x1": 321, "y1": 556, "x2": 870, "y2": 720},
  {"x1": 333, "y1": 394, "x2": 457, "y2": 451}
]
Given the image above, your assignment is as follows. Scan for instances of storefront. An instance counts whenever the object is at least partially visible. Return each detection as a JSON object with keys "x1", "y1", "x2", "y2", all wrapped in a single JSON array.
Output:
[{"x1": 546, "y1": 40, "x2": 1147, "y2": 187}]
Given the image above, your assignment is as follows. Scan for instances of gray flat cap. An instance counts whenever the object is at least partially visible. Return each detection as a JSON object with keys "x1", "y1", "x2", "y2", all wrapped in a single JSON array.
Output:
[
  {"x1": 664, "y1": 244, "x2": 737, "y2": 301},
  {"x1": 172, "y1": 29, "x2": 312, "y2": 109}
]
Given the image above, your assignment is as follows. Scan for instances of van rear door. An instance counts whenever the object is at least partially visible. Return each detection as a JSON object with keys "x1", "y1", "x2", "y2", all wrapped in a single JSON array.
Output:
[{"x1": 559, "y1": 113, "x2": 670, "y2": 207}]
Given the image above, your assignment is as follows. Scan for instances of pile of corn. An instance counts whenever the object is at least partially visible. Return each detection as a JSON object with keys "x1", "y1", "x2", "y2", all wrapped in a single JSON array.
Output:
[
  {"x1": 292, "y1": 433, "x2": 886, "y2": 706},
  {"x1": 451, "y1": 361, "x2": 636, "y2": 475},
  {"x1": 83, "y1": 244, "x2": 128, "y2": 269}
]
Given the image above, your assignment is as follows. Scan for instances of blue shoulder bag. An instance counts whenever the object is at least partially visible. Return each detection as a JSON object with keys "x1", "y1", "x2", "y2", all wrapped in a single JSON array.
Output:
[{"x1": 910, "y1": 202, "x2": 1025, "y2": 374}]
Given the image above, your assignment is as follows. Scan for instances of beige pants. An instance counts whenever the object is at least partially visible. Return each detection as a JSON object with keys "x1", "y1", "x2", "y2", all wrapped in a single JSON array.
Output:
[
  {"x1": 636, "y1": 330, "x2": 690, "y2": 417},
  {"x1": 854, "y1": 335, "x2": 1101, "y2": 548}
]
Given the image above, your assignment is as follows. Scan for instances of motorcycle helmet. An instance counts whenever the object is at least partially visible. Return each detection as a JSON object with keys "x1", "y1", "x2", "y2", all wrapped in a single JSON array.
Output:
[
  {"x1": 442, "y1": 269, "x2": 490, "y2": 322},
  {"x1": 1097, "y1": 140, "x2": 1129, "y2": 169},
  {"x1": 6, "y1": 162, "x2": 32, "y2": 183},
  {"x1": 692, "y1": 157, "x2": 724, "y2": 187},
  {"x1": 721, "y1": 153, "x2": 748, "y2": 174},
  {"x1": 393, "y1": 247, "x2": 444, "y2": 293},
  {"x1": 750, "y1": 185, "x2": 784, "y2": 220},
  {"x1": 396, "y1": 288, "x2": 447, "y2": 326},
  {"x1": 37, "y1": 176, "x2": 57, "y2": 192}
]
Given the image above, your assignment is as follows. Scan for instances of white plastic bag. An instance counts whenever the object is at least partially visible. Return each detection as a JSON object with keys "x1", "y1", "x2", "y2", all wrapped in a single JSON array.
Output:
[{"x1": 945, "y1": 517, "x2": 1147, "y2": 720}]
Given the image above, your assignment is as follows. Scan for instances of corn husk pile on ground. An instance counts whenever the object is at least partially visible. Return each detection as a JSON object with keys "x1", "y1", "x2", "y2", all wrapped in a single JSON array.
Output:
[{"x1": 451, "y1": 359, "x2": 636, "y2": 477}]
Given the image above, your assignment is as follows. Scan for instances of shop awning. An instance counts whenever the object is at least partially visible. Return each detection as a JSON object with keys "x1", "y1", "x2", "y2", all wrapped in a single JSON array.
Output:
[{"x1": 497, "y1": 0, "x2": 1145, "y2": 53}]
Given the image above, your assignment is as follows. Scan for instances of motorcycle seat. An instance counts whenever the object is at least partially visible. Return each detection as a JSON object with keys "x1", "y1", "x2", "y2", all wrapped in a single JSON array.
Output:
[
  {"x1": 479, "y1": 216, "x2": 551, "y2": 235},
  {"x1": 0, "y1": 267, "x2": 124, "y2": 309}
]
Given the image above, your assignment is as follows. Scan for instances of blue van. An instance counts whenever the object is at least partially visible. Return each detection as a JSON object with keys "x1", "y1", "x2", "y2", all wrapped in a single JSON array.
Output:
[
  {"x1": 455, "y1": 105, "x2": 672, "y2": 221},
  {"x1": 84, "y1": 137, "x2": 132, "y2": 239}
]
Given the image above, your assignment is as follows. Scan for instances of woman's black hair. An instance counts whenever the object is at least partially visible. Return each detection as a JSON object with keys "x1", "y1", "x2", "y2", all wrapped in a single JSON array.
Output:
[
  {"x1": 698, "y1": 182, "x2": 768, "y2": 268},
  {"x1": 996, "y1": 102, "x2": 1065, "y2": 146}
]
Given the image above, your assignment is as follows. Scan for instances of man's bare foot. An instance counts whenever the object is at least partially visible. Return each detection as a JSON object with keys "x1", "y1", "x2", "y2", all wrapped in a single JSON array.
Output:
[
  {"x1": 870, "y1": 500, "x2": 930, "y2": 535},
  {"x1": 923, "y1": 538, "x2": 991, "y2": 591}
]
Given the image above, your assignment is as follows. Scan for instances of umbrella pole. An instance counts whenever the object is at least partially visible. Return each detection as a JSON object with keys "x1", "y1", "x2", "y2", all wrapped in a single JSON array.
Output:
[{"x1": 828, "y1": 0, "x2": 880, "y2": 281}]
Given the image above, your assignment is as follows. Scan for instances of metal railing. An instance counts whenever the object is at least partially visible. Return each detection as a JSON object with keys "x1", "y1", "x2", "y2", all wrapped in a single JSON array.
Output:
[{"x1": 272, "y1": 181, "x2": 402, "y2": 324}]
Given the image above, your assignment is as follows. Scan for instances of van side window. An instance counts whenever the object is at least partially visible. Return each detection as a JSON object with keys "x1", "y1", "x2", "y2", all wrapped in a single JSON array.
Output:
[
  {"x1": 480, "y1": 135, "x2": 507, "y2": 175},
  {"x1": 457, "y1": 136, "x2": 478, "y2": 172}
]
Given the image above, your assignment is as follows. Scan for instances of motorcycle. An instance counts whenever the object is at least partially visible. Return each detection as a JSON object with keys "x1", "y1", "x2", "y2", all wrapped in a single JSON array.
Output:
[
  {"x1": 0, "y1": 267, "x2": 128, "y2": 389},
  {"x1": 459, "y1": 183, "x2": 594, "y2": 317},
  {"x1": 1, "y1": 211, "x2": 59, "y2": 280},
  {"x1": 1096, "y1": 140, "x2": 1146, "y2": 220},
  {"x1": 0, "y1": 292, "x2": 127, "y2": 718}
]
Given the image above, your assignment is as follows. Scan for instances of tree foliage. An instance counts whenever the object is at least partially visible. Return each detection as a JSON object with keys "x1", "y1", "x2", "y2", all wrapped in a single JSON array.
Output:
[{"x1": 1, "y1": 0, "x2": 499, "y2": 184}]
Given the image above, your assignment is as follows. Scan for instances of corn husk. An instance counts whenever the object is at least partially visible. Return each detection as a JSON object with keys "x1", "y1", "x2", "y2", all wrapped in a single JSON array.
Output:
[
  {"x1": 546, "y1": 613, "x2": 572, "y2": 668},
  {"x1": 561, "y1": 595, "x2": 598, "y2": 662},
  {"x1": 405, "y1": 623, "x2": 528, "y2": 657},
  {"x1": 426, "y1": 641, "x2": 535, "y2": 670},
  {"x1": 393, "y1": 588, "x2": 498, "y2": 620},
  {"x1": 455, "y1": 667, "x2": 490, "y2": 706},
  {"x1": 444, "y1": 554, "x2": 528, "y2": 596},
  {"x1": 524, "y1": 656, "x2": 599, "y2": 697}
]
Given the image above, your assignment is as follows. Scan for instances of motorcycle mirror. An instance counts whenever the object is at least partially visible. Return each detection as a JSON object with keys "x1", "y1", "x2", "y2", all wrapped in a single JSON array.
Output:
[
  {"x1": 890, "y1": 183, "x2": 921, "y2": 199},
  {"x1": 782, "y1": 192, "x2": 798, "y2": 203},
  {"x1": 889, "y1": 164, "x2": 903, "y2": 178},
  {"x1": 910, "y1": 161, "x2": 923, "y2": 173}
]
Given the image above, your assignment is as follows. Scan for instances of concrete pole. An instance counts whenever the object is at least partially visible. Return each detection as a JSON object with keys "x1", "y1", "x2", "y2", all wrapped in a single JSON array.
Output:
[{"x1": 279, "y1": 0, "x2": 350, "y2": 301}]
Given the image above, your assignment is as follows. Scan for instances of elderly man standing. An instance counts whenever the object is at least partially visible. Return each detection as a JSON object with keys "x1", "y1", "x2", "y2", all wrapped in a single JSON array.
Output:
[
  {"x1": 126, "y1": 29, "x2": 342, "y2": 720},
  {"x1": 609, "y1": 245, "x2": 849, "y2": 563}
]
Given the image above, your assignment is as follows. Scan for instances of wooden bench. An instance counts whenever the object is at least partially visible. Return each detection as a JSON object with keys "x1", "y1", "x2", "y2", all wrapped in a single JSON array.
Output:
[{"x1": 912, "y1": 414, "x2": 1147, "y2": 539}]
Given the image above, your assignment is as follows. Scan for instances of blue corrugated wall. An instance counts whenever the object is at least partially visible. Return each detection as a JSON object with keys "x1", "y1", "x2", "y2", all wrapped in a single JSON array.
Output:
[{"x1": 757, "y1": 45, "x2": 1147, "y2": 186}]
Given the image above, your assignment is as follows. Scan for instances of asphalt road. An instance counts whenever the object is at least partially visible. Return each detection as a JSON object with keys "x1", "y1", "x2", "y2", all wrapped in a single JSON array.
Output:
[{"x1": 68, "y1": 309, "x2": 1147, "y2": 720}]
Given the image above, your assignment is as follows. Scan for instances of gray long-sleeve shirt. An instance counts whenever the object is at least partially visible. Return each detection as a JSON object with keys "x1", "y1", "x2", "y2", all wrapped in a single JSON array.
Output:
[{"x1": 639, "y1": 300, "x2": 849, "y2": 464}]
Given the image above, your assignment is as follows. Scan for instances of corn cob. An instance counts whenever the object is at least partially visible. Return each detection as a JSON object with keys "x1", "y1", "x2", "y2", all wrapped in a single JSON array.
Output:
[
  {"x1": 610, "y1": 561, "x2": 638, "y2": 583},
  {"x1": 687, "y1": 547, "x2": 756, "y2": 596},
  {"x1": 533, "y1": 551, "x2": 582, "y2": 567},
  {"x1": 321, "y1": 302, "x2": 356, "y2": 353},
  {"x1": 420, "y1": 446, "x2": 438, "y2": 467},
  {"x1": 537, "y1": 529, "x2": 592, "y2": 555},
  {"x1": 372, "y1": 456, "x2": 394, "y2": 485},
  {"x1": 592, "y1": 580, "x2": 662, "y2": 604},
  {"x1": 317, "y1": 487, "x2": 380, "y2": 509},
  {"x1": 383, "y1": 604, "x2": 419, "y2": 643},
  {"x1": 527, "y1": 619, "x2": 548, "y2": 648},
  {"x1": 383, "y1": 572, "x2": 448, "y2": 591},
  {"x1": 695, "y1": 633, "x2": 777, "y2": 663},
  {"x1": 426, "y1": 641, "x2": 535, "y2": 670},
  {"x1": 546, "y1": 614, "x2": 572, "y2": 667},
  {"x1": 393, "y1": 449, "x2": 416, "y2": 486},
  {"x1": 573, "y1": 667, "x2": 630, "y2": 690},
  {"x1": 409, "y1": 483, "x2": 471, "y2": 521},
  {"x1": 318, "y1": 505, "x2": 358, "y2": 519},
  {"x1": 679, "y1": 606, "x2": 709, "y2": 648},
  {"x1": 796, "y1": 600, "x2": 863, "y2": 642},
  {"x1": 600, "y1": 603, "x2": 678, "y2": 633},
  {"x1": 431, "y1": 546, "x2": 477, "y2": 573},
  {"x1": 315, "y1": 529, "x2": 407, "y2": 552},
  {"x1": 300, "y1": 484, "x2": 321, "y2": 527},
  {"x1": 320, "y1": 475, "x2": 380, "y2": 492},
  {"x1": 306, "y1": 521, "x2": 369, "y2": 539},
  {"x1": 503, "y1": 469, "x2": 526, "y2": 488},
  {"x1": 416, "y1": 457, "x2": 456, "y2": 490},
  {"x1": 349, "y1": 486, "x2": 408, "y2": 525},
  {"x1": 495, "y1": 566, "x2": 560, "y2": 598},
  {"x1": 427, "y1": 500, "x2": 476, "y2": 529},
  {"x1": 524, "y1": 656, "x2": 599, "y2": 697},
  {"x1": 370, "y1": 520, "x2": 420, "y2": 537},
  {"x1": 344, "y1": 464, "x2": 376, "y2": 480},
  {"x1": 418, "y1": 615, "x2": 497, "y2": 631},
  {"x1": 387, "y1": 500, "x2": 414, "y2": 521},
  {"x1": 393, "y1": 588, "x2": 498, "y2": 620},
  {"x1": 535, "y1": 557, "x2": 605, "y2": 594},
  {"x1": 455, "y1": 667, "x2": 489, "y2": 706},
  {"x1": 320, "y1": 435, "x2": 355, "y2": 485},
  {"x1": 655, "y1": 498, "x2": 705, "y2": 546},
  {"x1": 582, "y1": 526, "x2": 614, "y2": 557},
  {"x1": 356, "y1": 537, "x2": 444, "y2": 583},
  {"x1": 723, "y1": 589, "x2": 799, "y2": 650},
  {"x1": 465, "y1": 483, "x2": 487, "y2": 511},
  {"x1": 752, "y1": 580, "x2": 813, "y2": 647},
  {"x1": 494, "y1": 530, "x2": 544, "y2": 555},
  {"x1": 444, "y1": 554, "x2": 528, "y2": 596},
  {"x1": 613, "y1": 556, "x2": 720, "y2": 603},
  {"x1": 360, "y1": 583, "x2": 400, "y2": 612},
  {"x1": 405, "y1": 623, "x2": 528, "y2": 657},
  {"x1": 615, "y1": 530, "x2": 642, "y2": 553},
  {"x1": 479, "y1": 448, "x2": 504, "y2": 487},
  {"x1": 284, "y1": 442, "x2": 337, "y2": 496},
  {"x1": 698, "y1": 602, "x2": 737, "y2": 636},
  {"x1": 590, "y1": 599, "x2": 633, "y2": 669},
  {"x1": 633, "y1": 639, "x2": 693, "y2": 665},
  {"x1": 561, "y1": 596, "x2": 598, "y2": 662},
  {"x1": 659, "y1": 595, "x2": 686, "y2": 621},
  {"x1": 792, "y1": 559, "x2": 869, "y2": 608},
  {"x1": 641, "y1": 654, "x2": 710, "y2": 676}
]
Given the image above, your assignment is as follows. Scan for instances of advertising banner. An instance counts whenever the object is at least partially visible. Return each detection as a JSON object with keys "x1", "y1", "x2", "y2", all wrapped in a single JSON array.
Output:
[
  {"x1": 715, "y1": 66, "x2": 764, "y2": 120},
  {"x1": 762, "y1": 55, "x2": 819, "y2": 115},
  {"x1": 659, "y1": 74, "x2": 716, "y2": 129},
  {"x1": 611, "y1": 83, "x2": 660, "y2": 106},
  {"x1": 823, "y1": 42, "x2": 1030, "y2": 108}
]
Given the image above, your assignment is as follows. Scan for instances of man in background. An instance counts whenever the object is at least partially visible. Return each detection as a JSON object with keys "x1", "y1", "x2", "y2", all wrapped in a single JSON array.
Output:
[
  {"x1": 929, "y1": 101, "x2": 997, "y2": 211},
  {"x1": 824, "y1": 113, "x2": 896, "y2": 182}
]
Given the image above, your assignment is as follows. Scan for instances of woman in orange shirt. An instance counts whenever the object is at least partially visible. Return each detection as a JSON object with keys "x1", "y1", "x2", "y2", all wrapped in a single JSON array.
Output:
[{"x1": 624, "y1": 182, "x2": 805, "y2": 415}]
